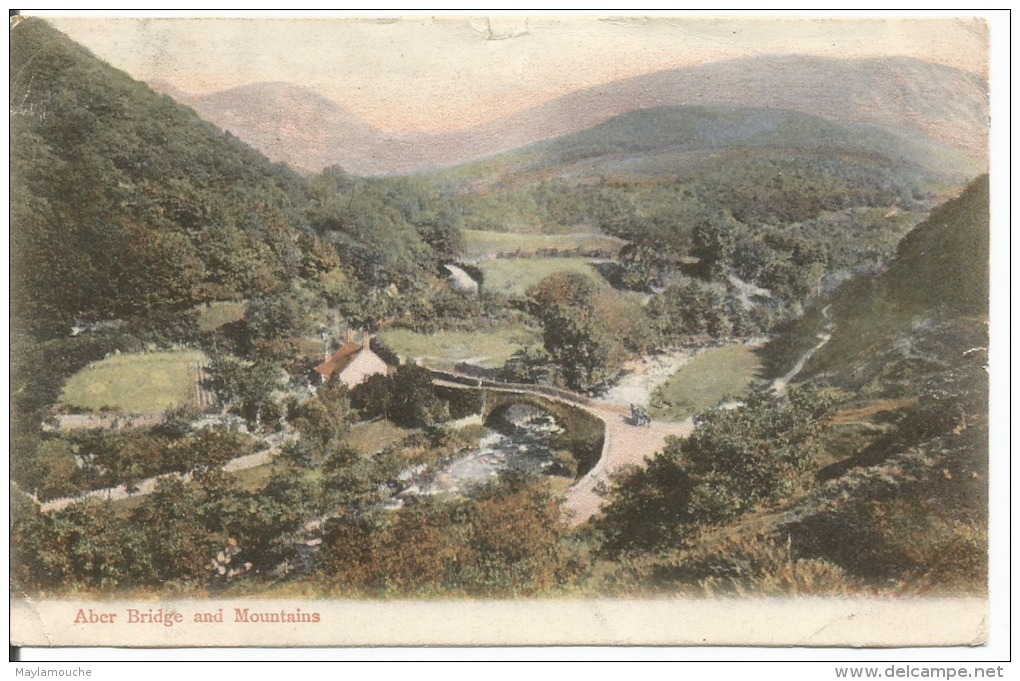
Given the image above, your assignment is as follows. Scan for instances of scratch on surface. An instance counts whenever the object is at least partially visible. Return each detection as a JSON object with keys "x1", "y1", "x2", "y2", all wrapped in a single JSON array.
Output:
[
  {"x1": 801, "y1": 610, "x2": 856, "y2": 645},
  {"x1": 476, "y1": 17, "x2": 529, "y2": 41},
  {"x1": 598, "y1": 17, "x2": 651, "y2": 27},
  {"x1": 970, "y1": 614, "x2": 989, "y2": 646},
  {"x1": 19, "y1": 595, "x2": 55, "y2": 647}
]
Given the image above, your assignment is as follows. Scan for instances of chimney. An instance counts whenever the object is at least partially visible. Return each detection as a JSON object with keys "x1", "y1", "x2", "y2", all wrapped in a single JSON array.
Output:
[
  {"x1": 362, "y1": 332, "x2": 372, "y2": 349},
  {"x1": 346, "y1": 328, "x2": 354, "y2": 344}
]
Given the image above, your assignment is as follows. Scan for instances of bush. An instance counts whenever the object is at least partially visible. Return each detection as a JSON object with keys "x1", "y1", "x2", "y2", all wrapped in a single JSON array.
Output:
[
  {"x1": 597, "y1": 384, "x2": 834, "y2": 557},
  {"x1": 319, "y1": 472, "x2": 568, "y2": 597},
  {"x1": 349, "y1": 363, "x2": 450, "y2": 429},
  {"x1": 650, "y1": 534, "x2": 855, "y2": 596}
]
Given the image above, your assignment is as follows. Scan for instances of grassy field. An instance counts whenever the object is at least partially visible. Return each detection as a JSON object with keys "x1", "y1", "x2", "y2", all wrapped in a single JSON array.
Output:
[
  {"x1": 59, "y1": 349, "x2": 207, "y2": 414},
  {"x1": 193, "y1": 301, "x2": 246, "y2": 332},
  {"x1": 462, "y1": 229, "x2": 625, "y2": 260},
  {"x1": 378, "y1": 326, "x2": 542, "y2": 370},
  {"x1": 476, "y1": 257, "x2": 608, "y2": 297},
  {"x1": 649, "y1": 345, "x2": 763, "y2": 421}
]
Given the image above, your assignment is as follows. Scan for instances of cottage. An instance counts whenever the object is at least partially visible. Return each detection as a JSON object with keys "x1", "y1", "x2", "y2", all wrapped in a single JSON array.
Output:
[{"x1": 313, "y1": 333, "x2": 388, "y2": 388}]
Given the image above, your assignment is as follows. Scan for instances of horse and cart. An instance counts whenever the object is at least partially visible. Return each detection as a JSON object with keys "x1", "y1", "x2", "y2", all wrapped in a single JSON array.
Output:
[{"x1": 629, "y1": 403, "x2": 651, "y2": 427}]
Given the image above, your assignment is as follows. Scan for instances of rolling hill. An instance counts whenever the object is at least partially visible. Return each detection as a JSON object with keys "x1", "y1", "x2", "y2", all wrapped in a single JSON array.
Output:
[
  {"x1": 419, "y1": 103, "x2": 981, "y2": 243},
  {"x1": 154, "y1": 55, "x2": 988, "y2": 175},
  {"x1": 155, "y1": 81, "x2": 394, "y2": 176},
  {"x1": 433, "y1": 105, "x2": 982, "y2": 190}
]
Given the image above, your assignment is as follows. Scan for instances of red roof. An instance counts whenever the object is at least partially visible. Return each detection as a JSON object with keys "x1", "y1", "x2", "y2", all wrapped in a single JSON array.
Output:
[{"x1": 313, "y1": 340, "x2": 365, "y2": 379}]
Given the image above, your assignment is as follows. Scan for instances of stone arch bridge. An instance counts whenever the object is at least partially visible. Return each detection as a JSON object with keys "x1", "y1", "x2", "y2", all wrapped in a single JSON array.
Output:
[{"x1": 429, "y1": 369, "x2": 694, "y2": 526}]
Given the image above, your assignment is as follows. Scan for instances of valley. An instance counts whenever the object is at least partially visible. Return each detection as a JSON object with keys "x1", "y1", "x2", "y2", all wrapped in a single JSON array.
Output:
[{"x1": 9, "y1": 17, "x2": 990, "y2": 601}]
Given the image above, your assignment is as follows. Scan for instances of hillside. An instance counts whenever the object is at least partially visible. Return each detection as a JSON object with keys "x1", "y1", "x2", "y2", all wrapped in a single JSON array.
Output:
[
  {"x1": 160, "y1": 81, "x2": 393, "y2": 176},
  {"x1": 10, "y1": 18, "x2": 317, "y2": 334},
  {"x1": 594, "y1": 178, "x2": 989, "y2": 595},
  {"x1": 777, "y1": 177, "x2": 990, "y2": 593},
  {"x1": 782, "y1": 175, "x2": 989, "y2": 393},
  {"x1": 158, "y1": 55, "x2": 987, "y2": 175},
  {"x1": 436, "y1": 105, "x2": 980, "y2": 190}
]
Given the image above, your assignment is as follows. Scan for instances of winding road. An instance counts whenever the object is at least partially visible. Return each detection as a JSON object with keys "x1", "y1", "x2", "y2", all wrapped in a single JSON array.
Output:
[{"x1": 34, "y1": 433, "x2": 291, "y2": 513}]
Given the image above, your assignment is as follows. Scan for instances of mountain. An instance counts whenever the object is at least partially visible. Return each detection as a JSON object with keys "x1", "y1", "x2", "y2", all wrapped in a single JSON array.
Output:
[
  {"x1": 9, "y1": 18, "x2": 314, "y2": 334},
  {"x1": 156, "y1": 55, "x2": 988, "y2": 176},
  {"x1": 434, "y1": 105, "x2": 982, "y2": 190},
  {"x1": 166, "y1": 82, "x2": 394, "y2": 176}
]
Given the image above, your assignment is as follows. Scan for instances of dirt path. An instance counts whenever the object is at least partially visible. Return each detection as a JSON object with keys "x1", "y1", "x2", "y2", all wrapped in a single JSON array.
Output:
[
  {"x1": 598, "y1": 348, "x2": 697, "y2": 408},
  {"x1": 36, "y1": 436, "x2": 289, "y2": 513},
  {"x1": 771, "y1": 305, "x2": 833, "y2": 395},
  {"x1": 562, "y1": 405, "x2": 693, "y2": 526}
]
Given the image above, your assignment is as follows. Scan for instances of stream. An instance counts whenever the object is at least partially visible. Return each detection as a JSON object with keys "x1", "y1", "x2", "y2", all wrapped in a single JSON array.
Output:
[{"x1": 396, "y1": 404, "x2": 566, "y2": 499}]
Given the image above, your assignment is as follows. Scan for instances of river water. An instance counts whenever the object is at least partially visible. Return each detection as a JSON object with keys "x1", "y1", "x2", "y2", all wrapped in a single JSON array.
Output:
[{"x1": 397, "y1": 404, "x2": 565, "y2": 498}]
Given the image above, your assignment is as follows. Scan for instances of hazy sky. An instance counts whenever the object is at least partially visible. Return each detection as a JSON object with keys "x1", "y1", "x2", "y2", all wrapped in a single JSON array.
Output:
[{"x1": 41, "y1": 14, "x2": 990, "y2": 133}]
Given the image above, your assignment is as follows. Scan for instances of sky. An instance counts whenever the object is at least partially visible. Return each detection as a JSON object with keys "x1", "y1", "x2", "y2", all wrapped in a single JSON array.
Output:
[{"x1": 38, "y1": 13, "x2": 991, "y2": 134}]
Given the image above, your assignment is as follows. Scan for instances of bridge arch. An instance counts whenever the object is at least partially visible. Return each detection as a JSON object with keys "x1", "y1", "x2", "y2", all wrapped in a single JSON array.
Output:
[{"x1": 435, "y1": 383, "x2": 606, "y2": 479}]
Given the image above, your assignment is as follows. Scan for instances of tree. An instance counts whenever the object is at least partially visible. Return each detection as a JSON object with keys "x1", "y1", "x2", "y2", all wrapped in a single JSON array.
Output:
[
  {"x1": 231, "y1": 463, "x2": 318, "y2": 573},
  {"x1": 647, "y1": 276, "x2": 731, "y2": 341},
  {"x1": 289, "y1": 379, "x2": 355, "y2": 461},
  {"x1": 597, "y1": 384, "x2": 834, "y2": 557},
  {"x1": 11, "y1": 488, "x2": 63, "y2": 590},
  {"x1": 170, "y1": 426, "x2": 255, "y2": 472},
  {"x1": 528, "y1": 273, "x2": 626, "y2": 392},
  {"x1": 498, "y1": 347, "x2": 554, "y2": 384},
  {"x1": 458, "y1": 470, "x2": 568, "y2": 595},
  {"x1": 48, "y1": 499, "x2": 148, "y2": 589},
  {"x1": 349, "y1": 362, "x2": 447, "y2": 428},
  {"x1": 691, "y1": 214, "x2": 739, "y2": 281},
  {"x1": 131, "y1": 477, "x2": 220, "y2": 585},
  {"x1": 386, "y1": 363, "x2": 450, "y2": 429},
  {"x1": 204, "y1": 354, "x2": 283, "y2": 429},
  {"x1": 21, "y1": 439, "x2": 80, "y2": 501},
  {"x1": 242, "y1": 288, "x2": 322, "y2": 362},
  {"x1": 321, "y1": 442, "x2": 377, "y2": 511}
]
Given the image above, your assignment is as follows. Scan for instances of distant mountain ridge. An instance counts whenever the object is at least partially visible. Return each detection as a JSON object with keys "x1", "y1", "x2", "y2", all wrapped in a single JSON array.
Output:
[
  {"x1": 150, "y1": 80, "x2": 393, "y2": 174},
  {"x1": 440, "y1": 105, "x2": 981, "y2": 191},
  {"x1": 154, "y1": 55, "x2": 988, "y2": 176}
]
